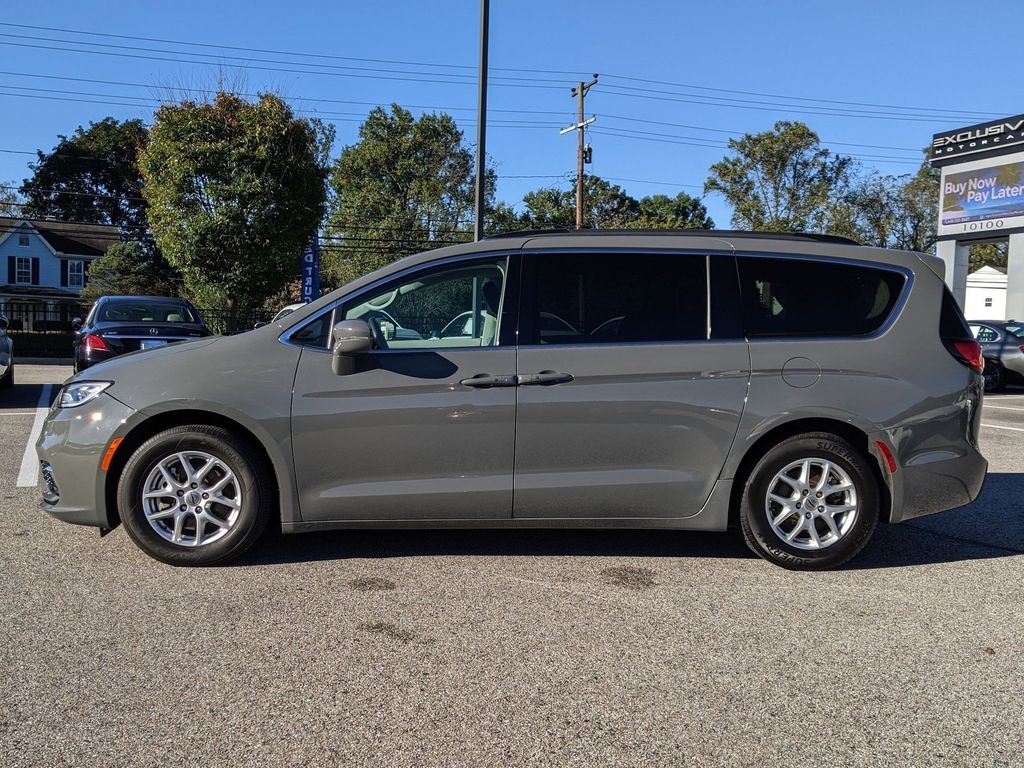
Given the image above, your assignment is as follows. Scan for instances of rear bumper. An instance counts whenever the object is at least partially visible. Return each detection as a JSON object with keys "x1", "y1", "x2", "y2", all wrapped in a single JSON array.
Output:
[
  {"x1": 874, "y1": 382, "x2": 988, "y2": 523},
  {"x1": 35, "y1": 392, "x2": 136, "y2": 528},
  {"x1": 890, "y1": 445, "x2": 987, "y2": 523}
]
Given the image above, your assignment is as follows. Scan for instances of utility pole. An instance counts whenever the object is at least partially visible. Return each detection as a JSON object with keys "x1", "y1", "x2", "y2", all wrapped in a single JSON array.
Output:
[
  {"x1": 473, "y1": 0, "x2": 489, "y2": 241},
  {"x1": 560, "y1": 75, "x2": 598, "y2": 229}
]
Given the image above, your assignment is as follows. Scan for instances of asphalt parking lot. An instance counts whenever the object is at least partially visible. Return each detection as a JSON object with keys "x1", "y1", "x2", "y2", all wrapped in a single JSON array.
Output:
[{"x1": 1, "y1": 365, "x2": 1022, "y2": 767}]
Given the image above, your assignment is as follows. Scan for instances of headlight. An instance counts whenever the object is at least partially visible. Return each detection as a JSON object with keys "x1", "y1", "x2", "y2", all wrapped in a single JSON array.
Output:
[{"x1": 59, "y1": 381, "x2": 112, "y2": 408}]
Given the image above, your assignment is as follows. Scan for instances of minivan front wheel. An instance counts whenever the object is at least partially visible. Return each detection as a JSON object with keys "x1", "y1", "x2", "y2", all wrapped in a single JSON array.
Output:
[
  {"x1": 739, "y1": 432, "x2": 879, "y2": 570},
  {"x1": 117, "y1": 425, "x2": 272, "y2": 566}
]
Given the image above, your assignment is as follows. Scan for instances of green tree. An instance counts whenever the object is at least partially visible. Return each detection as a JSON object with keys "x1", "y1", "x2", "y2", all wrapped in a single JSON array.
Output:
[
  {"x1": 139, "y1": 92, "x2": 332, "y2": 328},
  {"x1": 79, "y1": 241, "x2": 180, "y2": 302},
  {"x1": 19, "y1": 117, "x2": 180, "y2": 285},
  {"x1": 705, "y1": 121, "x2": 852, "y2": 232},
  {"x1": 521, "y1": 176, "x2": 639, "y2": 229},
  {"x1": 325, "y1": 105, "x2": 489, "y2": 287},
  {"x1": 822, "y1": 155, "x2": 940, "y2": 251},
  {"x1": 21, "y1": 118, "x2": 150, "y2": 237},
  {"x1": 630, "y1": 192, "x2": 714, "y2": 229}
]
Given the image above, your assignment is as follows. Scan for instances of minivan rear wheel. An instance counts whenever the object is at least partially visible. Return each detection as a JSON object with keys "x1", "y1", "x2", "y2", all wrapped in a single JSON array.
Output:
[
  {"x1": 739, "y1": 432, "x2": 879, "y2": 570},
  {"x1": 117, "y1": 425, "x2": 272, "y2": 566}
]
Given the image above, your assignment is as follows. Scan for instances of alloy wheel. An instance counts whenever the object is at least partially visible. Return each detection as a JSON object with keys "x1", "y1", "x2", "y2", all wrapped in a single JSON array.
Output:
[
  {"x1": 764, "y1": 457, "x2": 858, "y2": 550},
  {"x1": 140, "y1": 450, "x2": 242, "y2": 547}
]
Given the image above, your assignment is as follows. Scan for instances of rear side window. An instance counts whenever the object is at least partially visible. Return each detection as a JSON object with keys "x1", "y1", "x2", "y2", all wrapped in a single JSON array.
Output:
[
  {"x1": 527, "y1": 252, "x2": 707, "y2": 344},
  {"x1": 939, "y1": 286, "x2": 972, "y2": 341},
  {"x1": 737, "y1": 256, "x2": 905, "y2": 338}
]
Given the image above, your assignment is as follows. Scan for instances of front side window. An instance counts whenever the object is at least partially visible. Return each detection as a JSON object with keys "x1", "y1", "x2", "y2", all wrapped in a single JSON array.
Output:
[
  {"x1": 68, "y1": 260, "x2": 84, "y2": 289},
  {"x1": 15, "y1": 257, "x2": 31, "y2": 284},
  {"x1": 738, "y1": 256, "x2": 905, "y2": 338},
  {"x1": 341, "y1": 258, "x2": 507, "y2": 350},
  {"x1": 527, "y1": 252, "x2": 707, "y2": 345}
]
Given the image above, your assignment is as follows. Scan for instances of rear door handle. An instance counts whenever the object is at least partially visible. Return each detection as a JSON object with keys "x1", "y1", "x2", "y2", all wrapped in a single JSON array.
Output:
[
  {"x1": 517, "y1": 370, "x2": 574, "y2": 386},
  {"x1": 460, "y1": 373, "x2": 518, "y2": 388}
]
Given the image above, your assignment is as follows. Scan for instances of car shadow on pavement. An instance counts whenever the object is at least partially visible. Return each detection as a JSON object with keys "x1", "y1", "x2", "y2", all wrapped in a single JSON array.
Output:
[
  {"x1": 236, "y1": 473, "x2": 1023, "y2": 569},
  {"x1": 0, "y1": 382, "x2": 54, "y2": 411},
  {"x1": 847, "y1": 472, "x2": 1024, "y2": 570},
  {"x1": 238, "y1": 526, "x2": 757, "y2": 566}
]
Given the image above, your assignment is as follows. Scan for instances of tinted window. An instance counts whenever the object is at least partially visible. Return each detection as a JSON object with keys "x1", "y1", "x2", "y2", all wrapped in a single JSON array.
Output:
[
  {"x1": 529, "y1": 253, "x2": 707, "y2": 345},
  {"x1": 738, "y1": 257, "x2": 904, "y2": 338},
  {"x1": 939, "y1": 286, "x2": 972, "y2": 341},
  {"x1": 291, "y1": 311, "x2": 332, "y2": 348},
  {"x1": 1006, "y1": 325, "x2": 1024, "y2": 339},
  {"x1": 98, "y1": 300, "x2": 197, "y2": 323}
]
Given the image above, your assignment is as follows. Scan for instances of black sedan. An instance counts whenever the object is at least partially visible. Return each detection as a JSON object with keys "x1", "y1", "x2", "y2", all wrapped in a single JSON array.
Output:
[
  {"x1": 73, "y1": 296, "x2": 213, "y2": 373},
  {"x1": 969, "y1": 319, "x2": 1024, "y2": 392}
]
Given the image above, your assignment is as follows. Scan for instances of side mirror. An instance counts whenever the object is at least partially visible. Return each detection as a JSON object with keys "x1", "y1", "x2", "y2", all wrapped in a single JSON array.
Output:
[
  {"x1": 331, "y1": 319, "x2": 372, "y2": 376},
  {"x1": 71, "y1": 317, "x2": 83, "y2": 331},
  {"x1": 253, "y1": 321, "x2": 267, "y2": 329}
]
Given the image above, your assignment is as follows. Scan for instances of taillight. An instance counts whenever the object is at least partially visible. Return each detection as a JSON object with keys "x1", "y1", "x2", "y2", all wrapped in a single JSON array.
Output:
[
  {"x1": 1019, "y1": 345, "x2": 1024, "y2": 355},
  {"x1": 945, "y1": 339, "x2": 983, "y2": 373},
  {"x1": 82, "y1": 333, "x2": 110, "y2": 353}
]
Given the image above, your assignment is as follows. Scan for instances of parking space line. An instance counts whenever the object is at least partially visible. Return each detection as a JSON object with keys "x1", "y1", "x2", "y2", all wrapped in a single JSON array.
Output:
[
  {"x1": 0, "y1": 412, "x2": 40, "y2": 416},
  {"x1": 16, "y1": 384, "x2": 53, "y2": 488},
  {"x1": 982, "y1": 404, "x2": 1024, "y2": 412},
  {"x1": 981, "y1": 422, "x2": 1024, "y2": 432}
]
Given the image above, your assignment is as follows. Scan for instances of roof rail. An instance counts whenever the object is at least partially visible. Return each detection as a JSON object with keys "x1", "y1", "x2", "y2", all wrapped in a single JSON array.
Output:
[{"x1": 483, "y1": 228, "x2": 861, "y2": 246}]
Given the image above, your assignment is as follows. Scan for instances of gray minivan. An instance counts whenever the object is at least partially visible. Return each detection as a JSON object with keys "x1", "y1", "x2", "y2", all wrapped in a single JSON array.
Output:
[{"x1": 36, "y1": 231, "x2": 987, "y2": 570}]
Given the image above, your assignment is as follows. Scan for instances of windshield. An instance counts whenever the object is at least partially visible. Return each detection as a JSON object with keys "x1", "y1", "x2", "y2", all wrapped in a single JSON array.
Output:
[{"x1": 98, "y1": 301, "x2": 198, "y2": 324}]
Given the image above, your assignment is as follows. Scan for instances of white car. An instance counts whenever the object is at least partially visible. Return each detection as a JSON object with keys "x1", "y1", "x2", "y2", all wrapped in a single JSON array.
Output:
[
  {"x1": 0, "y1": 313, "x2": 13, "y2": 389},
  {"x1": 272, "y1": 303, "x2": 305, "y2": 324}
]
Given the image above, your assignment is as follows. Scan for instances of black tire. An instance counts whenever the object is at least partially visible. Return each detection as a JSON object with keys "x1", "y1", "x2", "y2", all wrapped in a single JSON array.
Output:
[
  {"x1": 982, "y1": 359, "x2": 1006, "y2": 393},
  {"x1": 117, "y1": 425, "x2": 273, "y2": 566},
  {"x1": 739, "y1": 432, "x2": 879, "y2": 570},
  {"x1": 0, "y1": 364, "x2": 12, "y2": 389}
]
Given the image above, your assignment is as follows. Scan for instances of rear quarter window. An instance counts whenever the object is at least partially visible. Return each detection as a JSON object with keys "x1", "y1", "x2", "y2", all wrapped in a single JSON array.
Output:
[{"x1": 737, "y1": 256, "x2": 906, "y2": 338}]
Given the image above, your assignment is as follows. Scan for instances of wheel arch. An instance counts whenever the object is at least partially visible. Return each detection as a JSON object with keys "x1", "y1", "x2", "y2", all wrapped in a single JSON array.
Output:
[
  {"x1": 727, "y1": 417, "x2": 892, "y2": 527},
  {"x1": 104, "y1": 409, "x2": 286, "y2": 529}
]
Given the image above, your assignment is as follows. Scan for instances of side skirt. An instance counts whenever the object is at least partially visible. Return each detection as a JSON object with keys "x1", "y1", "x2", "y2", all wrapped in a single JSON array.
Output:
[{"x1": 282, "y1": 478, "x2": 734, "y2": 535}]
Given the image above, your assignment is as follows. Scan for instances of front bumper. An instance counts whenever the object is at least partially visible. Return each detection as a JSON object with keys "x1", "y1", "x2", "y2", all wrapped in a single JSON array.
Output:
[{"x1": 35, "y1": 392, "x2": 136, "y2": 528}]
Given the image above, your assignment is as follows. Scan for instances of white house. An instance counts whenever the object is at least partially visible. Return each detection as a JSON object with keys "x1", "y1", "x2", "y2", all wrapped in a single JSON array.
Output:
[
  {"x1": 964, "y1": 265, "x2": 1008, "y2": 320},
  {"x1": 0, "y1": 216, "x2": 120, "y2": 330}
]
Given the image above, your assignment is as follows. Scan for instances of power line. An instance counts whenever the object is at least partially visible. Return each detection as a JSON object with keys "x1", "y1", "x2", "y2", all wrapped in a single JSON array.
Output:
[
  {"x1": 0, "y1": 22, "x2": 998, "y2": 121},
  {"x1": 0, "y1": 21, "x2": 593, "y2": 78},
  {"x1": 0, "y1": 38, "x2": 570, "y2": 91},
  {"x1": 597, "y1": 86, "x2": 983, "y2": 125},
  {"x1": 600, "y1": 73, "x2": 999, "y2": 119},
  {"x1": 590, "y1": 128, "x2": 922, "y2": 165},
  {"x1": 0, "y1": 69, "x2": 574, "y2": 116}
]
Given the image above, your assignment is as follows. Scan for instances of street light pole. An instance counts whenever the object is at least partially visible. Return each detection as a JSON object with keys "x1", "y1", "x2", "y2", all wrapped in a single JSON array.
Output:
[{"x1": 473, "y1": 0, "x2": 489, "y2": 241}]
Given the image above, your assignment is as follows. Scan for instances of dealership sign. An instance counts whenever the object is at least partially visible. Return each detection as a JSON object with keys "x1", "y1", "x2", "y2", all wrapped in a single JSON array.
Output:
[
  {"x1": 938, "y1": 151, "x2": 1024, "y2": 237},
  {"x1": 932, "y1": 115, "x2": 1024, "y2": 164}
]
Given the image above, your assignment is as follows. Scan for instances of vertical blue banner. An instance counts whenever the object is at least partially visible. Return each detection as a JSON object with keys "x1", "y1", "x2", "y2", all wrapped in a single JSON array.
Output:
[{"x1": 300, "y1": 233, "x2": 321, "y2": 304}]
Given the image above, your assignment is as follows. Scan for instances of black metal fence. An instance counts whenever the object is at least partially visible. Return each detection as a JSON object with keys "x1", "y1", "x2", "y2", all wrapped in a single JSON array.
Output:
[{"x1": 0, "y1": 300, "x2": 275, "y2": 358}]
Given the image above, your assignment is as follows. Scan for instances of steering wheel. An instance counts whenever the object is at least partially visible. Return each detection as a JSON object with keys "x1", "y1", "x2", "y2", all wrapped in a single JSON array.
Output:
[{"x1": 367, "y1": 316, "x2": 389, "y2": 350}]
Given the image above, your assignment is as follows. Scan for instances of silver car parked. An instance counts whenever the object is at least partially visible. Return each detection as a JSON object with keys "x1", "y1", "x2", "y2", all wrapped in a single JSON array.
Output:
[{"x1": 37, "y1": 231, "x2": 987, "y2": 570}]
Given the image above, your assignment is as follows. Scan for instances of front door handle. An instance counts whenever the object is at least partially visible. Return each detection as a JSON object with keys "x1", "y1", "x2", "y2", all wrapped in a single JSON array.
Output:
[
  {"x1": 460, "y1": 373, "x2": 518, "y2": 388},
  {"x1": 517, "y1": 370, "x2": 574, "y2": 386}
]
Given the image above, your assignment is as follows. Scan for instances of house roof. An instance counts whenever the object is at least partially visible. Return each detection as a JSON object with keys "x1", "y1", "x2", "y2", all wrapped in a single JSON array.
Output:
[{"x1": 0, "y1": 216, "x2": 121, "y2": 257}]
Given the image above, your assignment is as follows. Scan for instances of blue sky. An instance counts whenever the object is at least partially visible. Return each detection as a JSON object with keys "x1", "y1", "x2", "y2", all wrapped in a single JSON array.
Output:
[{"x1": 0, "y1": 0, "x2": 1020, "y2": 227}]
